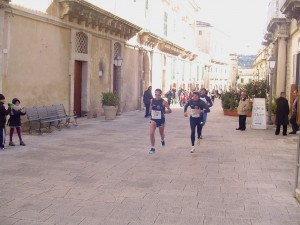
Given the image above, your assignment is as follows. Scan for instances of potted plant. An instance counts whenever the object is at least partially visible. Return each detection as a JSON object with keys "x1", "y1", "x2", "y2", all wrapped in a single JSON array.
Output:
[
  {"x1": 221, "y1": 92, "x2": 239, "y2": 116},
  {"x1": 101, "y1": 92, "x2": 120, "y2": 120}
]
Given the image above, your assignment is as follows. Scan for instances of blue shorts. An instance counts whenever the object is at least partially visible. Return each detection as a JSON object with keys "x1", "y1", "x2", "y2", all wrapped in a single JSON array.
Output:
[{"x1": 150, "y1": 118, "x2": 165, "y2": 127}]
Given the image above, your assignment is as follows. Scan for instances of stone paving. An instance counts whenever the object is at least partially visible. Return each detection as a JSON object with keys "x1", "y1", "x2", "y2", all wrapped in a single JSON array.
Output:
[{"x1": 0, "y1": 99, "x2": 299, "y2": 225}]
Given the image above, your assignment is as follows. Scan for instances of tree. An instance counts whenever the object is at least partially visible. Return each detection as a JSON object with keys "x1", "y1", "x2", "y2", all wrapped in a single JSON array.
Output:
[{"x1": 241, "y1": 79, "x2": 269, "y2": 99}]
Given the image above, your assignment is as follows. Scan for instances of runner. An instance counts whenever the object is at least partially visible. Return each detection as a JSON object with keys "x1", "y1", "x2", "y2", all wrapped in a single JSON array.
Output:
[
  {"x1": 199, "y1": 88, "x2": 213, "y2": 138},
  {"x1": 184, "y1": 91, "x2": 210, "y2": 153},
  {"x1": 149, "y1": 88, "x2": 172, "y2": 154}
]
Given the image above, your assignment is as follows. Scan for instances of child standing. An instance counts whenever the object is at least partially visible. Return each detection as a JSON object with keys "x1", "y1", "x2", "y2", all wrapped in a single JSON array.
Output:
[
  {"x1": 8, "y1": 98, "x2": 26, "y2": 146},
  {"x1": 0, "y1": 94, "x2": 10, "y2": 149}
]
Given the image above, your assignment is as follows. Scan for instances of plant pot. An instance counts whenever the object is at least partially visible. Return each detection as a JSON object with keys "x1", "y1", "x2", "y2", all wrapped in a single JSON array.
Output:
[
  {"x1": 103, "y1": 105, "x2": 118, "y2": 120},
  {"x1": 223, "y1": 109, "x2": 238, "y2": 116}
]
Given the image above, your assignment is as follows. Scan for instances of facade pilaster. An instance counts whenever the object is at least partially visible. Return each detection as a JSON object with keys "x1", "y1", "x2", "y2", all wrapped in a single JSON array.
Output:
[{"x1": 276, "y1": 37, "x2": 287, "y2": 96}]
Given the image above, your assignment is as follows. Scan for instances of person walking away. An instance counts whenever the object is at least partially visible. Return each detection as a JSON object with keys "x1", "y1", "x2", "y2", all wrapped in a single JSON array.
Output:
[
  {"x1": 0, "y1": 94, "x2": 10, "y2": 149},
  {"x1": 184, "y1": 92, "x2": 210, "y2": 153},
  {"x1": 275, "y1": 92, "x2": 289, "y2": 136},
  {"x1": 165, "y1": 89, "x2": 173, "y2": 105},
  {"x1": 149, "y1": 89, "x2": 172, "y2": 154},
  {"x1": 289, "y1": 89, "x2": 299, "y2": 134},
  {"x1": 8, "y1": 98, "x2": 26, "y2": 146},
  {"x1": 236, "y1": 92, "x2": 249, "y2": 131},
  {"x1": 199, "y1": 88, "x2": 213, "y2": 138},
  {"x1": 143, "y1": 86, "x2": 153, "y2": 118}
]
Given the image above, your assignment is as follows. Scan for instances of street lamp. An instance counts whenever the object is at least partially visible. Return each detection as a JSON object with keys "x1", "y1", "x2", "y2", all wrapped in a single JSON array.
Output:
[
  {"x1": 114, "y1": 56, "x2": 123, "y2": 115},
  {"x1": 267, "y1": 56, "x2": 276, "y2": 125}
]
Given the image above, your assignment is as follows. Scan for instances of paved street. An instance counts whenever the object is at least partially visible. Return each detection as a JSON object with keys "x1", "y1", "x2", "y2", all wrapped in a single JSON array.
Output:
[{"x1": 0, "y1": 99, "x2": 299, "y2": 225}]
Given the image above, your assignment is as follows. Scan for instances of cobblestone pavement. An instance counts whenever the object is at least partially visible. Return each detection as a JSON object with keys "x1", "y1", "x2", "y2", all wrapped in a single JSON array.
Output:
[{"x1": 0, "y1": 99, "x2": 299, "y2": 225}]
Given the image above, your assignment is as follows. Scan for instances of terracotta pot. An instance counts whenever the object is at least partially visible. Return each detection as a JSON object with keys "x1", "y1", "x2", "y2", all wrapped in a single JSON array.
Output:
[{"x1": 223, "y1": 109, "x2": 238, "y2": 116}]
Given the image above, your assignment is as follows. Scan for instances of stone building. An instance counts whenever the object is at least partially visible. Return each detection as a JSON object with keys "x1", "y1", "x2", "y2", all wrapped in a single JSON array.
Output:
[
  {"x1": 195, "y1": 21, "x2": 231, "y2": 92},
  {"x1": 0, "y1": 0, "x2": 201, "y2": 117}
]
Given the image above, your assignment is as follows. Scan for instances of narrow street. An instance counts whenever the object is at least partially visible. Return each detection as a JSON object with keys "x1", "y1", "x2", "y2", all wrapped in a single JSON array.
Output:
[{"x1": 0, "y1": 99, "x2": 299, "y2": 225}]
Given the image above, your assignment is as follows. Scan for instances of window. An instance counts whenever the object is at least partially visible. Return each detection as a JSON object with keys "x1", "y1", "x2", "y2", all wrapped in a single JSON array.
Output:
[
  {"x1": 241, "y1": 78, "x2": 244, "y2": 84},
  {"x1": 199, "y1": 30, "x2": 202, "y2": 35},
  {"x1": 163, "y1": 12, "x2": 168, "y2": 36},
  {"x1": 75, "y1": 32, "x2": 88, "y2": 54}
]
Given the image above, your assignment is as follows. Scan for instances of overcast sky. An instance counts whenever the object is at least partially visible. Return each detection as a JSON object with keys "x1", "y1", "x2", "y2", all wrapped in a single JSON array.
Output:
[{"x1": 11, "y1": 0, "x2": 271, "y2": 55}]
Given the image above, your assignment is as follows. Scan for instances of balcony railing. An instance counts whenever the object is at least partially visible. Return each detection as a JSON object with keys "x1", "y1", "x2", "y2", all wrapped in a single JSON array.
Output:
[{"x1": 266, "y1": 0, "x2": 285, "y2": 27}]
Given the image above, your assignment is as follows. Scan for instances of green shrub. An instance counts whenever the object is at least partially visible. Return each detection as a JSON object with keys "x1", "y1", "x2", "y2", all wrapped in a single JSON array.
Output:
[
  {"x1": 101, "y1": 92, "x2": 120, "y2": 107},
  {"x1": 241, "y1": 79, "x2": 269, "y2": 99},
  {"x1": 221, "y1": 92, "x2": 239, "y2": 110}
]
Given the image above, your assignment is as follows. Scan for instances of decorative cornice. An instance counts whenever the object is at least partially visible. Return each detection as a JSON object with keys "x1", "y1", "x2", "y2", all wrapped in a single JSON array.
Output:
[
  {"x1": 0, "y1": 0, "x2": 10, "y2": 8},
  {"x1": 267, "y1": 18, "x2": 290, "y2": 41},
  {"x1": 281, "y1": 0, "x2": 300, "y2": 21},
  {"x1": 58, "y1": 0, "x2": 142, "y2": 40},
  {"x1": 138, "y1": 31, "x2": 197, "y2": 60}
]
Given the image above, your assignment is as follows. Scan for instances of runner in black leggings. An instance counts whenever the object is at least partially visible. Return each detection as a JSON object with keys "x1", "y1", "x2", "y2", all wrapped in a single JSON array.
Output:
[{"x1": 184, "y1": 92, "x2": 210, "y2": 153}]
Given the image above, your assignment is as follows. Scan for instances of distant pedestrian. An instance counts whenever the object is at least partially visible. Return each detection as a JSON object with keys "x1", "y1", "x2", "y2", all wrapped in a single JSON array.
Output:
[
  {"x1": 275, "y1": 92, "x2": 289, "y2": 136},
  {"x1": 0, "y1": 94, "x2": 10, "y2": 149},
  {"x1": 184, "y1": 91, "x2": 210, "y2": 153},
  {"x1": 8, "y1": 98, "x2": 26, "y2": 146},
  {"x1": 143, "y1": 86, "x2": 153, "y2": 118},
  {"x1": 236, "y1": 92, "x2": 249, "y2": 131},
  {"x1": 148, "y1": 88, "x2": 172, "y2": 154},
  {"x1": 289, "y1": 89, "x2": 299, "y2": 134}
]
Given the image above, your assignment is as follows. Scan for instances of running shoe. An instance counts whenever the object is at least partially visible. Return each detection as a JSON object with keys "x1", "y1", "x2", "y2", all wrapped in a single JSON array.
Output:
[
  {"x1": 149, "y1": 148, "x2": 156, "y2": 154},
  {"x1": 200, "y1": 135, "x2": 203, "y2": 139},
  {"x1": 190, "y1": 146, "x2": 195, "y2": 153},
  {"x1": 161, "y1": 140, "x2": 165, "y2": 147}
]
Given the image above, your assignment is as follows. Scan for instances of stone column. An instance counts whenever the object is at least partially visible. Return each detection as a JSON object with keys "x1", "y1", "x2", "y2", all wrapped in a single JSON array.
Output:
[{"x1": 275, "y1": 37, "x2": 287, "y2": 96}]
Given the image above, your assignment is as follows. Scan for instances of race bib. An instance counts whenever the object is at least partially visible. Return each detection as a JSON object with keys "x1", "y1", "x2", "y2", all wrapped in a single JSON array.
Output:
[
  {"x1": 151, "y1": 110, "x2": 162, "y2": 119},
  {"x1": 191, "y1": 109, "x2": 200, "y2": 118}
]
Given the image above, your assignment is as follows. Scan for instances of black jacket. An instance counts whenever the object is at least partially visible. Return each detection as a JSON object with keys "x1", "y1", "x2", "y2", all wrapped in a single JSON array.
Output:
[
  {"x1": 143, "y1": 89, "x2": 153, "y2": 105},
  {"x1": 8, "y1": 108, "x2": 26, "y2": 127},
  {"x1": 0, "y1": 102, "x2": 9, "y2": 127},
  {"x1": 275, "y1": 97, "x2": 289, "y2": 125}
]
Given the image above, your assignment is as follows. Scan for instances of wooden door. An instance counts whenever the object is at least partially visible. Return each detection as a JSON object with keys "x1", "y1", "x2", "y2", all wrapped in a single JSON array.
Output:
[{"x1": 74, "y1": 61, "x2": 82, "y2": 117}]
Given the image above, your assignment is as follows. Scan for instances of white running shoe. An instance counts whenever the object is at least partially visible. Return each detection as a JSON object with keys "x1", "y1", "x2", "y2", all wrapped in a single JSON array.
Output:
[{"x1": 190, "y1": 146, "x2": 195, "y2": 153}]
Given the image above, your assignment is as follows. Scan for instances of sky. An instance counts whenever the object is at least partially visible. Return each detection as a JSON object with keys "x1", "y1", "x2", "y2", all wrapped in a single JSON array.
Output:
[{"x1": 11, "y1": 0, "x2": 271, "y2": 55}]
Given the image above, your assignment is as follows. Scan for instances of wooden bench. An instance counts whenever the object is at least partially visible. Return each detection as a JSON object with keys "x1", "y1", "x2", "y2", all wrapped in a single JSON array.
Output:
[{"x1": 26, "y1": 104, "x2": 77, "y2": 134}]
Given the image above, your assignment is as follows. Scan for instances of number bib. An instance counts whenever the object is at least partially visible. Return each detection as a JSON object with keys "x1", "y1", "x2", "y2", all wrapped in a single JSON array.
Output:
[
  {"x1": 191, "y1": 109, "x2": 200, "y2": 118},
  {"x1": 151, "y1": 110, "x2": 162, "y2": 119}
]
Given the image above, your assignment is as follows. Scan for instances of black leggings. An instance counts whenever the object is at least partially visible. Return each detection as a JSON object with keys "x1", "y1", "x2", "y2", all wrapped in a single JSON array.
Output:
[{"x1": 190, "y1": 117, "x2": 202, "y2": 146}]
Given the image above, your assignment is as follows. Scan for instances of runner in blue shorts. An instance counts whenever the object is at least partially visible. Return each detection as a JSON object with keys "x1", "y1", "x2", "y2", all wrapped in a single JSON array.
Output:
[{"x1": 149, "y1": 88, "x2": 172, "y2": 154}]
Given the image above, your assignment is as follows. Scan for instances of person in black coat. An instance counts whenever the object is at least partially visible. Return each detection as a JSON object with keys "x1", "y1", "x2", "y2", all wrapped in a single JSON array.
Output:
[
  {"x1": 8, "y1": 98, "x2": 26, "y2": 146},
  {"x1": 275, "y1": 92, "x2": 289, "y2": 136},
  {"x1": 0, "y1": 94, "x2": 10, "y2": 149},
  {"x1": 143, "y1": 86, "x2": 153, "y2": 118}
]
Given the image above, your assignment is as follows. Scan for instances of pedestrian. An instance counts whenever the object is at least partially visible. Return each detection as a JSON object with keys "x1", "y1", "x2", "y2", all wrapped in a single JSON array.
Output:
[
  {"x1": 0, "y1": 94, "x2": 10, "y2": 149},
  {"x1": 143, "y1": 86, "x2": 153, "y2": 118},
  {"x1": 199, "y1": 88, "x2": 213, "y2": 138},
  {"x1": 275, "y1": 92, "x2": 289, "y2": 136},
  {"x1": 8, "y1": 98, "x2": 26, "y2": 146},
  {"x1": 149, "y1": 88, "x2": 172, "y2": 154},
  {"x1": 236, "y1": 92, "x2": 249, "y2": 131},
  {"x1": 184, "y1": 91, "x2": 210, "y2": 153},
  {"x1": 289, "y1": 89, "x2": 299, "y2": 134}
]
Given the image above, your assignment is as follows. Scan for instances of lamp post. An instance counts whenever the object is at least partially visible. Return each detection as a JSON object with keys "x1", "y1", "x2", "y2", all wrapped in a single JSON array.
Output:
[
  {"x1": 114, "y1": 56, "x2": 123, "y2": 116},
  {"x1": 267, "y1": 56, "x2": 276, "y2": 125}
]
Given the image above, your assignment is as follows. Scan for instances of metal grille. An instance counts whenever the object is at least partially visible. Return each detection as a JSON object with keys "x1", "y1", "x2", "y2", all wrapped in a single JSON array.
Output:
[
  {"x1": 114, "y1": 42, "x2": 121, "y2": 58},
  {"x1": 75, "y1": 32, "x2": 88, "y2": 54}
]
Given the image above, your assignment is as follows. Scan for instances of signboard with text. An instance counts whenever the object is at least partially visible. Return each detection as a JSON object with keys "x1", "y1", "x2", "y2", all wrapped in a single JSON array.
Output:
[{"x1": 251, "y1": 98, "x2": 267, "y2": 129}]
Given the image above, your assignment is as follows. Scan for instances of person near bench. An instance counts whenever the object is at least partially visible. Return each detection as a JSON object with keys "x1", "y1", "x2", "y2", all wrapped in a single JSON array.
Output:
[
  {"x1": 0, "y1": 94, "x2": 10, "y2": 149},
  {"x1": 8, "y1": 98, "x2": 26, "y2": 146}
]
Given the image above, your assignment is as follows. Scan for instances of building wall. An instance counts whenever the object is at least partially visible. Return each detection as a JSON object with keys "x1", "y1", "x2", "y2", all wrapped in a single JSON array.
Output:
[{"x1": 4, "y1": 12, "x2": 70, "y2": 108}]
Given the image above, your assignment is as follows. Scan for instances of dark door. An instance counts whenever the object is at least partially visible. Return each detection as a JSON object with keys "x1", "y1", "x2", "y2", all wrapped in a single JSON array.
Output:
[
  {"x1": 113, "y1": 65, "x2": 117, "y2": 93},
  {"x1": 74, "y1": 61, "x2": 82, "y2": 117}
]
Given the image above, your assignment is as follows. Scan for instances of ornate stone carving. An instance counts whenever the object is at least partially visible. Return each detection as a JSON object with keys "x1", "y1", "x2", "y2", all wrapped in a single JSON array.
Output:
[
  {"x1": 267, "y1": 18, "x2": 290, "y2": 41},
  {"x1": 0, "y1": 0, "x2": 10, "y2": 8},
  {"x1": 281, "y1": 0, "x2": 300, "y2": 21},
  {"x1": 59, "y1": 0, "x2": 142, "y2": 40}
]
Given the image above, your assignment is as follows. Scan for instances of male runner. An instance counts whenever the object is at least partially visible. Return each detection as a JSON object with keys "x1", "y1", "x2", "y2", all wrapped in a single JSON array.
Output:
[
  {"x1": 149, "y1": 88, "x2": 172, "y2": 154},
  {"x1": 184, "y1": 91, "x2": 210, "y2": 153}
]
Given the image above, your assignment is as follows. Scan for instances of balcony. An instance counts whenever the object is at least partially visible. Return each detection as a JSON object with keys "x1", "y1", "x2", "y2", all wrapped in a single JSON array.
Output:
[
  {"x1": 280, "y1": 0, "x2": 300, "y2": 20},
  {"x1": 266, "y1": 0, "x2": 285, "y2": 29}
]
